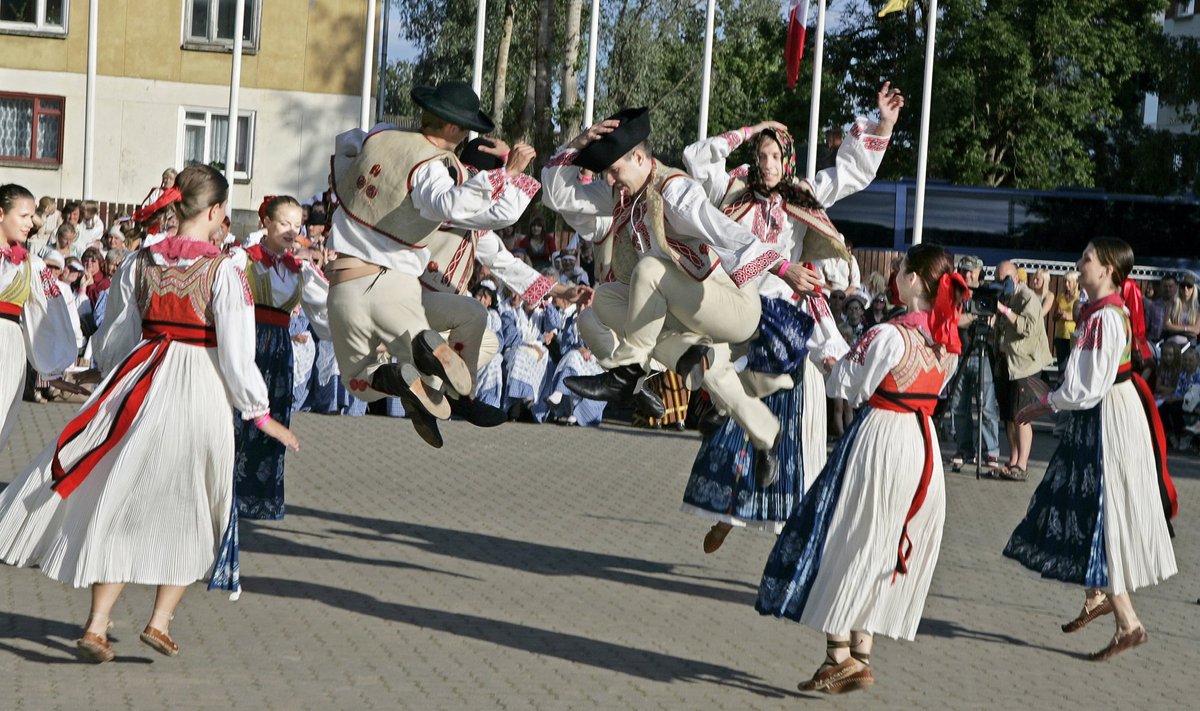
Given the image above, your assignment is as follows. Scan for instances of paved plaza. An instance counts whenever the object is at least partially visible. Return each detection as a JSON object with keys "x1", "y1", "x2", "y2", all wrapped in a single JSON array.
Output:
[{"x1": 1, "y1": 403, "x2": 1197, "y2": 710}]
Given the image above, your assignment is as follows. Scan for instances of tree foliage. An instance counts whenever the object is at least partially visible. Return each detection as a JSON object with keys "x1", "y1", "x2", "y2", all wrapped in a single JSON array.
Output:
[{"x1": 382, "y1": 0, "x2": 1197, "y2": 193}]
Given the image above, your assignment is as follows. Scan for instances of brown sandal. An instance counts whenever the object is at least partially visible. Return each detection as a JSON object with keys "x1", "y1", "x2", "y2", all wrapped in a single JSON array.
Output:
[
  {"x1": 140, "y1": 626, "x2": 179, "y2": 656},
  {"x1": 703, "y1": 523, "x2": 732, "y2": 554},
  {"x1": 825, "y1": 651, "x2": 874, "y2": 695},
  {"x1": 799, "y1": 641, "x2": 869, "y2": 693},
  {"x1": 1088, "y1": 626, "x2": 1148, "y2": 661},
  {"x1": 1062, "y1": 597, "x2": 1114, "y2": 633},
  {"x1": 76, "y1": 631, "x2": 114, "y2": 663}
]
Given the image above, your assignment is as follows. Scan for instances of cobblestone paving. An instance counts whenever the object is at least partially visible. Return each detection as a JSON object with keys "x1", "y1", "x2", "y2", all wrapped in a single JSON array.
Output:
[{"x1": 1, "y1": 403, "x2": 1197, "y2": 710}]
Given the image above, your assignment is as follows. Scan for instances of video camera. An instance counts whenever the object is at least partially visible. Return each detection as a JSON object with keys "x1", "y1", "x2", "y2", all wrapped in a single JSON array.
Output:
[{"x1": 964, "y1": 283, "x2": 1003, "y2": 317}]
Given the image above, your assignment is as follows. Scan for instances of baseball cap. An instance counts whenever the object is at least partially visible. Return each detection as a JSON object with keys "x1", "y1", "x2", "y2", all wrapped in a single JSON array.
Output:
[{"x1": 957, "y1": 255, "x2": 984, "y2": 271}]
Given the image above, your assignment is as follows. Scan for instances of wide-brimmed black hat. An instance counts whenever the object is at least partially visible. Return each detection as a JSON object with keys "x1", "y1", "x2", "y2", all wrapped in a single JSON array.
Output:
[
  {"x1": 459, "y1": 137, "x2": 504, "y2": 172},
  {"x1": 575, "y1": 107, "x2": 650, "y2": 172},
  {"x1": 411, "y1": 81, "x2": 495, "y2": 134}
]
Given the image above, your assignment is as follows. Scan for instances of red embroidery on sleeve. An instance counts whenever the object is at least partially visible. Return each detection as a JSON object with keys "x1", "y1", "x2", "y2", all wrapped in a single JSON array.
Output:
[
  {"x1": 546, "y1": 150, "x2": 578, "y2": 168},
  {"x1": 719, "y1": 130, "x2": 744, "y2": 152},
  {"x1": 848, "y1": 326, "x2": 884, "y2": 365},
  {"x1": 509, "y1": 173, "x2": 541, "y2": 200},
  {"x1": 522, "y1": 276, "x2": 555, "y2": 304},
  {"x1": 236, "y1": 267, "x2": 254, "y2": 306},
  {"x1": 728, "y1": 165, "x2": 749, "y2": 181},
  {"x1": 40, "y1": 267, "x2": 62, "y2": 298},
  {"x1": 730, "y1": 250, "x2": 784, "y2": 287},
  {"x1": 487, "y1": 169, "x2": 506, "y2": 201},
  {"x1": 1076, "y1": 314, "x2": 1104, "y2": 351}
]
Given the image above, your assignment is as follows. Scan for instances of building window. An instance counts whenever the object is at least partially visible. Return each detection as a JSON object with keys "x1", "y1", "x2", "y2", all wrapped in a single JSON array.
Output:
[
  {"x1": 0, "y1": 92, "x2": 64, "y2": 165},
  {"x1": 179, "y1": 108, "x2": 255, "y2": 180},
  {"x1": 182, "y1": 0, "x2": 260, "y2": 52},
  {"x1": 0, "y1": 0, "x2": 67, "y2": 36},
  {"x1": 1181, "y1": 1, "x2": 1197, "y2": 17}
]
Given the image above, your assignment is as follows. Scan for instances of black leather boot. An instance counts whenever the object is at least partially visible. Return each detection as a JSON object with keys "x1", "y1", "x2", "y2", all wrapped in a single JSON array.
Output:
[
  {"x1": 564, "y1": 364, "x2": 644, "y2": 403},
  {"x1": 449, "y1": 396, "x2": 507, "y2": 427}
]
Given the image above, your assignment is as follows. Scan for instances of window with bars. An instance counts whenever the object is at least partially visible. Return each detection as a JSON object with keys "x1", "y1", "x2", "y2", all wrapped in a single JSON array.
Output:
[
  {"x1": 0, "y1": 92, "x2": 63, "y2": 164},
  {"x1": 0, "y1": 0, "x2": 67, "y2": 35},
  {"x1": 182, "y1": 0, "x2": 260, "y2": 51},
  {"x1": 180, "y1": 108, "x2": 254, "y2": 180}
]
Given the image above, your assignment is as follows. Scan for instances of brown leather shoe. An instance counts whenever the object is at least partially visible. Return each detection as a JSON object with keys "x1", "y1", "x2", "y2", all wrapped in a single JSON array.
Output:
[
  {"x1": 76, "y1": 631, "x2": 114, "y2": 663},
  {"x1": 140, "y1": 626, "x2": 179, "y2": 657},
  {"x1": 825, "y1": 663, "x2": 874, "y2": 694},
  {"x1": 1088, "y1": 626, "x2": 1148, "y2": 661},
  {"x1": 798, "y1": 657, "x2": 868, "y2": 693},
  {"x1": 702, "y1": 523, "x2": 731, "y2": 554},
  {"x1": 1062, "y1": 597, "x2": 1114, "y2": 633}
]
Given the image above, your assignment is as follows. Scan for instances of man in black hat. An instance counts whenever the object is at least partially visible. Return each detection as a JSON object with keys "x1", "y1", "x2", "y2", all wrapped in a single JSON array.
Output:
[
  {"x1": 325, "y1": 80, "x2": 536, "y2": 448},
  {"x1": 541, "y1": 110, "x2": 788, "y2": 472}
]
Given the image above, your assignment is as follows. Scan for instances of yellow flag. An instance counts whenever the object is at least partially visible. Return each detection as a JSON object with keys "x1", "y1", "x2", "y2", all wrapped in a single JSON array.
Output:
[{"x1": 878, "y1": 0, "x2": 914, "y2": 17}]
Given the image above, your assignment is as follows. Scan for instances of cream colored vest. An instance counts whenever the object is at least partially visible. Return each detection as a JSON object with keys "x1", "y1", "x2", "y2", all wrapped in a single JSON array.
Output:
[{"x1": 333, "y1": 130, "x2": 467, "y2": 248}]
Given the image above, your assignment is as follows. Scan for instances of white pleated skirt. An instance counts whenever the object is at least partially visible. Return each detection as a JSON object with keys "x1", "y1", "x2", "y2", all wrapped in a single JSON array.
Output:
[
  {"x1": 801, "y1": 357, "x2": 828, "y2": 493},
  {"x1": 0, "y1": 319, "x2": 26, "y2": 452},
  {"x1": 1099, "y1": 381, "x2": 1177, "y2": 595},
  {"x1": 0, "y1": 342, "x2": 235, "y2": 588},
  {"x1": 801, "y1": 408, "x2": 946, "y2": 640}
]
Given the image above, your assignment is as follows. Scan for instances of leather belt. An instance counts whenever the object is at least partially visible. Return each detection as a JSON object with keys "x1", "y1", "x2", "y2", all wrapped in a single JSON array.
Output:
[{"x1": 325, "y1": 255, "x2": 384, "y2": 286}]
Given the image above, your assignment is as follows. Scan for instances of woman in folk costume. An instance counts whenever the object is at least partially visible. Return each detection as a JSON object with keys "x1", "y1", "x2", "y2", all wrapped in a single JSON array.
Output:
[
  {"x1": 533, "y1": 296, "x2": 608, "y2": 426},
  {"x1": 500, "y1": 290, "x2": 560, "y2": 419},
  {"x1": 228, "y1": 195, "x2": 329, "y2": 521},
  {"x1": 471, "y1": 281, "x2": 506, "y2": 409},
  {"x1": 756, "y1": 245, "x2": 967, "y2": 694},
  {"x1": 0, "y1": 184, "x2": 78, "y2": 452},
  {"x1": 0, "y1": 166, "x2": 298, "y2": 663},
  {"x1": 679, "y1": 84, "x2": 902, "y2": 553},
  {"x1": 1003, "y1": 238, "x2": 1177, "y2": 661}
]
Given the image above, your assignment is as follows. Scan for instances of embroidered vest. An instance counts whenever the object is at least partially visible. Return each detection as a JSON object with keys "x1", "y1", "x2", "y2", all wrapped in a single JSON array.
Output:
[
  {"x1": 866, "y1": 326, "x2": 954, "y2": 415},
  {"x1": 333, "y1": 130, "x2": 466, "y2": 248},
  {"x1": 0, "y1": 259, "x2": 33, "y2": 308},
  {"x1": 593, "y1": 160, "x2": 718, "y2": 284},
  {"x1": 135, "y1": 251, "x2": 226, "y2": 342},
  {"x1": 245, "y1": 261, "x2": 303, "y2": 312}
]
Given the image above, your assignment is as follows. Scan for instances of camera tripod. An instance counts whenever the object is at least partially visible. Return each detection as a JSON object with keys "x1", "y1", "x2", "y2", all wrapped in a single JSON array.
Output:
[{"x1": 939, "y1": 321, "x2": 994, "y2": 479}]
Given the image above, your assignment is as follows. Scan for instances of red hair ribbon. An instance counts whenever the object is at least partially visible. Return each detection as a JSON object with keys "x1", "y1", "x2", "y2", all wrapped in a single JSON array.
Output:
[
  {"x1": 1122, "y1": 278, "x2": 1153, "y2": 364},
  {"x1": 930, "y1": 271, "x2": 970, "y2": 354},
  {"x1": 258, "y1": 195, "x2": 278, "y2": 223},
  {"x1": 132, "y1": 186, "x2": 181, "y2": 224}
]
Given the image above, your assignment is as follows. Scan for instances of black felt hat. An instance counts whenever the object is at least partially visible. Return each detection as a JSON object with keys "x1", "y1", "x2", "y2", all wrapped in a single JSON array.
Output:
[
  {"x1": 411, "y1": 81, "x2": 495, "y2": 134},
  {"x1": 459, "y1": 137, "x2": 504, "y2": 172},
  {"x1": 574, "y1": 107, "x2": 651, "y2": 172}
]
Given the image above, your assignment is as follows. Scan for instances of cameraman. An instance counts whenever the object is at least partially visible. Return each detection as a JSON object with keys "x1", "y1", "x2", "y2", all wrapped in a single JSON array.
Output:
[
  {"x1": 993, "y1": 261, "x2": 1053, "y2": 481},
  {"x1": 948, "y1": 256, "x2": 1001, "y2": 470}
]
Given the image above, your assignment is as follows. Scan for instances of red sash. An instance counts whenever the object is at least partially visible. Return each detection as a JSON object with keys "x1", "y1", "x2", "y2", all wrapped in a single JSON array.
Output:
[
  {"x1": 254, "y1": 305, "x2": 291, "y2": 328},
  {"x1": 0, "y1": 301, "x2": 19, "y2": 322},
  {"x1": 49, "y1": 323, "x2": 216, "y2": 499},
  {"x1": 866, "y1": 389, "x2": 939, "y2": 583}
]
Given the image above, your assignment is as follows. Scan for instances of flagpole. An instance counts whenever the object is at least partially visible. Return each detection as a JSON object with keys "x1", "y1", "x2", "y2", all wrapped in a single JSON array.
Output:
[
  {"x1": 470, "y1": 0, "x2": 488, "y2": 139},
  {"x1": 912, "y1": 0, "x2": 937, "y2": 245},
  {"x1": 360, "y1": 0, "x2": 377, "y2": 130},
  {"x1": 697, "y1": 0, "x2": 717, "y2": 140},
  {"x1": 805, "y1": 0, "x2": 826, "y2": 182},
  {"x1": 583, "y1": 0, "x2": 600, "y2": 127}
]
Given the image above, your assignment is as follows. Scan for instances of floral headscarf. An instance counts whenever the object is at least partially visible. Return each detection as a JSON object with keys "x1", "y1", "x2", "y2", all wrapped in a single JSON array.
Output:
[{"x1": 747, "y1": 128, "x2": 822, "y2": 210}]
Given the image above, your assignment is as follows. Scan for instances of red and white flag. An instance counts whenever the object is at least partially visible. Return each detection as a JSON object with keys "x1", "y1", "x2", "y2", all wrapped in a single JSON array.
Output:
[{"x1": 785, "y1": 0, "x2": 810, "y2": 90}]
